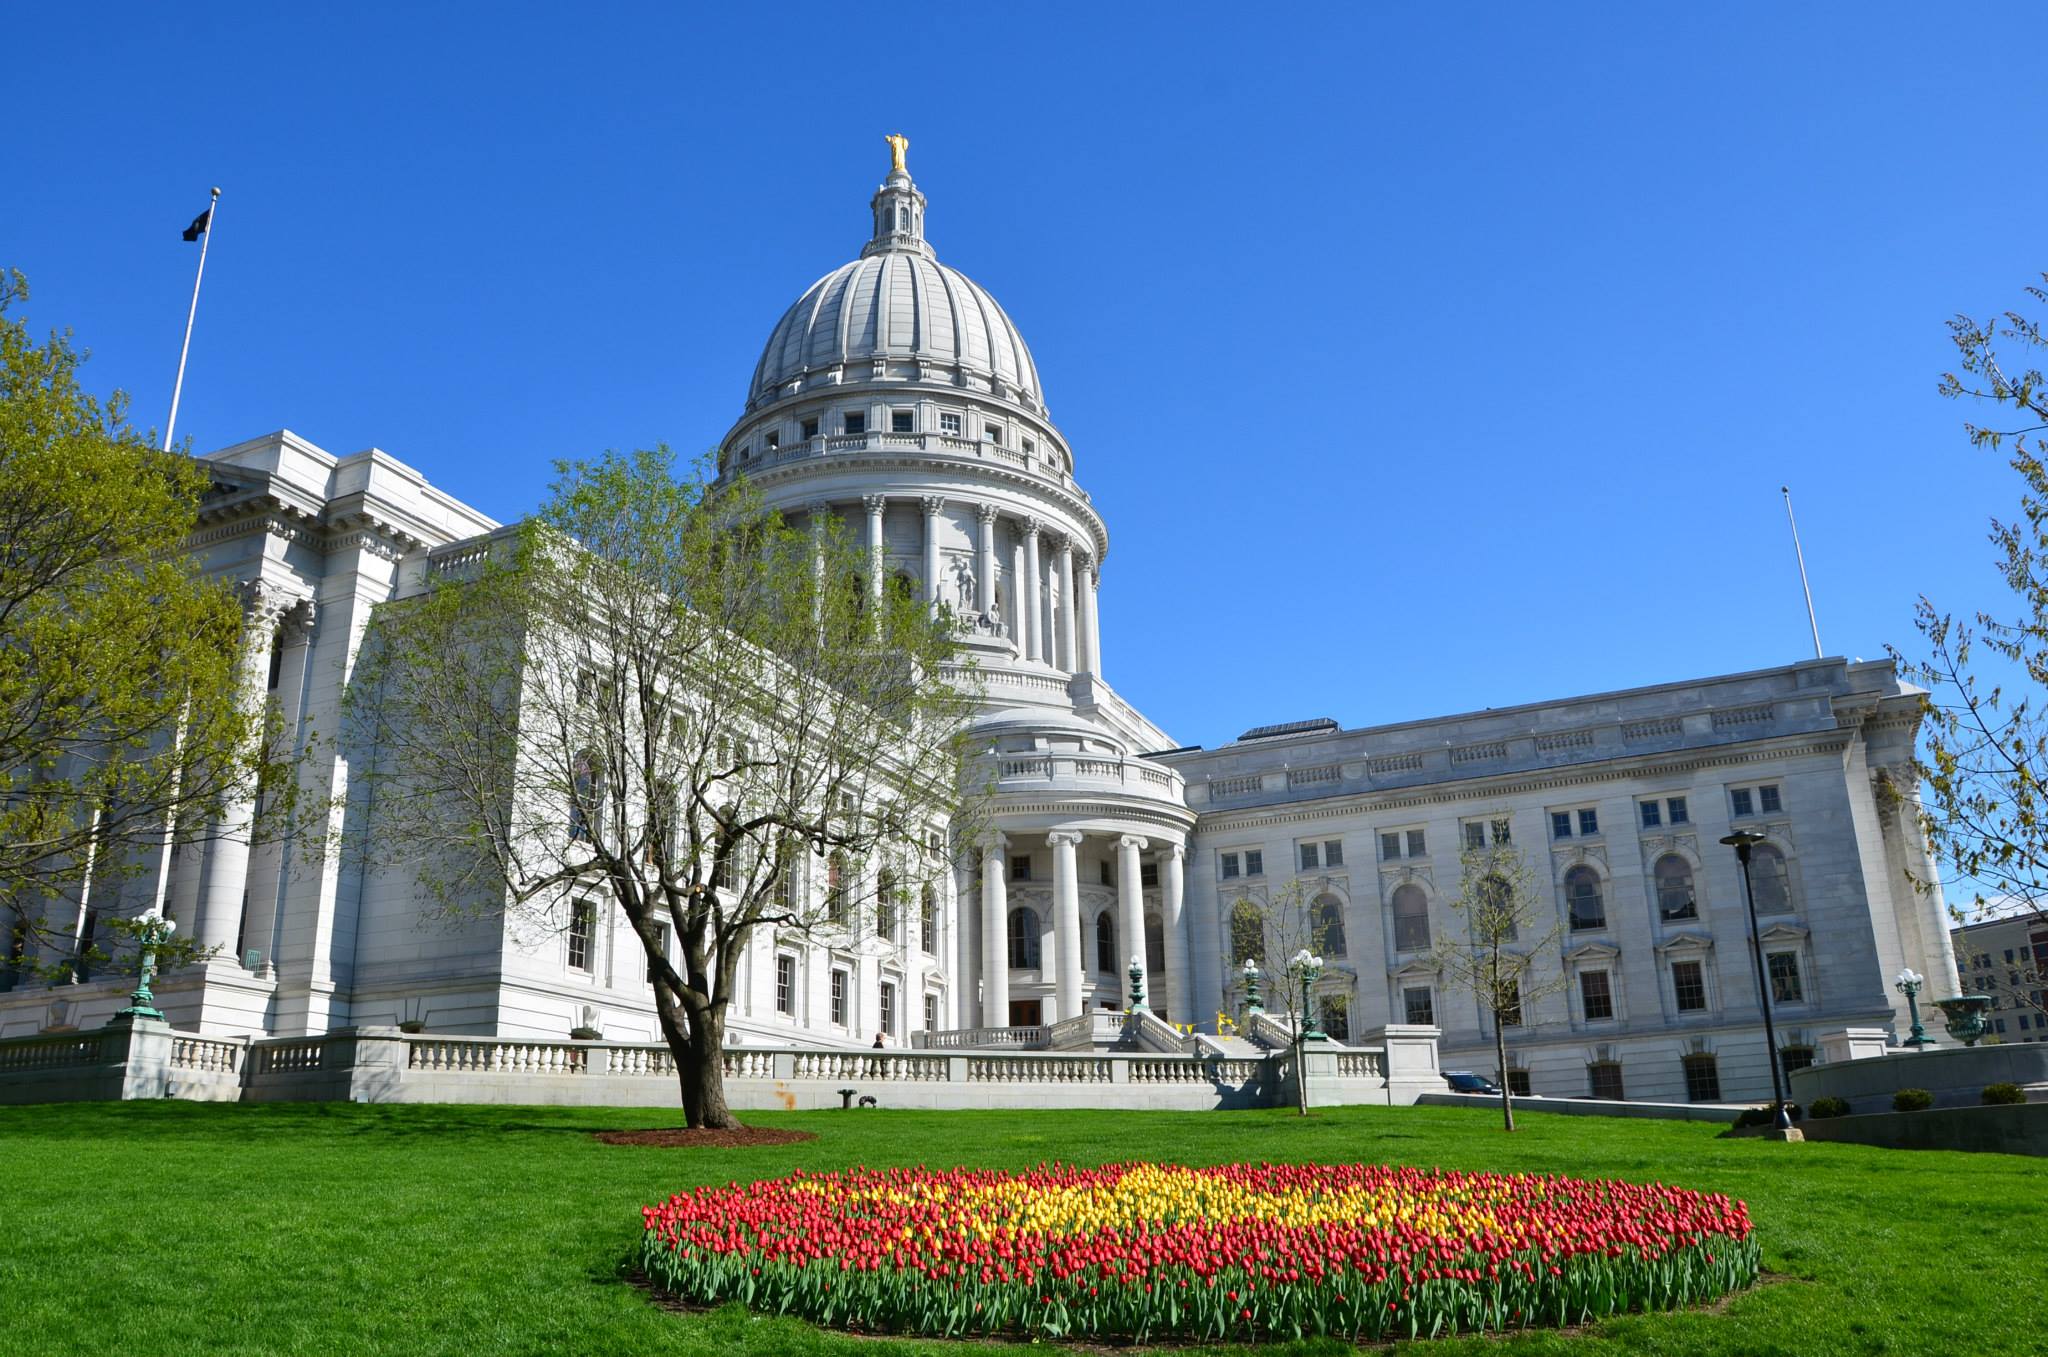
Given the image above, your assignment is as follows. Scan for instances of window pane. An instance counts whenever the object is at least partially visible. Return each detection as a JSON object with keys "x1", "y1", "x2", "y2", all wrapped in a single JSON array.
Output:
[
  {"x1": 1667, "y1": 797, "x2": 1689, "y2": 825},
  {"x1": 1566, "y1": 867, "x2": 1606, "y2": 930},
  {"x1": 1579, "y1": 808, "x2": 1599, "y2": 836},
  {"x1": 1245, "y1": 850, "x2": 1263, "y2": 876},
  {"x1": 1299, "y1": 843, "x2": 1319, "y2": 870},
  {"x1": 1768, "y1": 951, "x2": 1804, "y2": 1003},
  {"x1": 1491, "y1": 819, "x2": 1512, "y2": 845},
  {"x1": 1464, "y1": 823, "x2": 1486, "y2": 850},
  {"x1": 1655, "y1": 855, "x2": 1697, "y2": 920},
  {"x1": 1581, "y1": 970, "x2": 1614, "y2": 1021},
  {"x1": 1552, "y1": 812, "x2": 1573, "y2": 840},
  {"x1": 891, "y1": 410, "x2": 914, "y2": 433},
  {"x1": 1392, "y1": 885, "x2": 1430, "y2": 952},
  {"x1": 1673, "y1": 961, "x2": 1707, "y2": 1012},
  {"x1": 1589, "y1": 1062, "x2": 1624, "y2": 1099},
  {"x1": 1325, "y1": 840, "x2": 1344, "y2": 867},
  {"x1": 1403, "y1": 986, "x2": 1434, "y2": 1025},
  {"x1": 1759, "y1": 785, "x2": 1782, "y2": 814},
  {"x1": 1731, "y1": 788, "x2": 1754, "y2": 818},
  {"x1": 1407, "y1": 829, "x2": 1427, "y2": 857},
  {"x1": 1221, "y1": 853, "x2": 1239, "y2": 880},
  {"x1": 1640, "y1": 801, "x2": 1661, "y2": 828},
  {"x1": 1381, "y1": 833, "x2": 1401, "y2": 861},
  {"x1": 1682, "y1": 1054, "x2": 1721, "y2": 1102},
  {"x1": 1750, "y1": 845, "x2": 1792, "y2": 913}
]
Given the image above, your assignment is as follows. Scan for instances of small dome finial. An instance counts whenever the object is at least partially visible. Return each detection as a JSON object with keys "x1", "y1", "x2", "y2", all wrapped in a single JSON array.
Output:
[
  {"x1": 885, "y1": 132, "x2": 909, "y2": 176},
  {"x1": 864, "y1": 136, "x2": 931, "y2": 259}
]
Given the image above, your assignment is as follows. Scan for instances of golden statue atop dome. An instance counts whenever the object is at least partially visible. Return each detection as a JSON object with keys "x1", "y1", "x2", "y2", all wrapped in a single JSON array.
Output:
[{"x1": 885, "y1": 132, "x2": 909, "y2": 175}]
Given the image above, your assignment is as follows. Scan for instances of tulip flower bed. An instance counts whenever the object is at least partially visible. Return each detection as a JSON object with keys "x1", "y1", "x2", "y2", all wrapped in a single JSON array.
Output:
[{"x1": 637, "y1": 1161, "x2": 1758, "y2": 1343}]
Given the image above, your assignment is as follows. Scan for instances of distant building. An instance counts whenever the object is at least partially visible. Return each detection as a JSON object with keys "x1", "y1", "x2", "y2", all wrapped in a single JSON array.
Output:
[
  {"x1": 0, "y1": 146, "x2": 1963, "y2": 1104},
  {"x1": 1950, "y1": 915, "x2": 2048, "y2": 1043}
]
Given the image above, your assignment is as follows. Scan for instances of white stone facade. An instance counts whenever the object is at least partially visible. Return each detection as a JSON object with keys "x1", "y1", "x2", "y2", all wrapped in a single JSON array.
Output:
[{"x1": 0, "y1": 152, "x2": 1961, "y2": 1105}]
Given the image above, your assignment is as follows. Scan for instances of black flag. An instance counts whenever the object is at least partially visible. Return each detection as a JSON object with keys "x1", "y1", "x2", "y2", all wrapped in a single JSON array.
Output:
[{"x1": 181, "y1": 208, "x2": 211, "y2": 242}]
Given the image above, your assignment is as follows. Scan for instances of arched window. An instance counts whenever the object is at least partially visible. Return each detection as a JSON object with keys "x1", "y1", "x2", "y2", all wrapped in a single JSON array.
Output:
[
  {"x1": 1312, "y1": 894, "x2": 1346, "y2": 957},
  {"x1": 1654, "y1": 855, "x2": 1696, "y2": 921},
  {"x1": 1229, "y1": 899, "x2": 1266, "y2": 968},
  {"x1": 1391, "y1": 884, "x2": 1430, "y2": 952},
  {"x1": 1144, "y1": 913, "x2": 1165, "y2": 976},
  {"x1": 1007, "y1": 907, "x2": 1042, "y2": 970},
  {"x1": 877, "y1": 868, "x2": 898, "y2": 941},
  {"x1": 1565, "y1": 866, "x2": 1606, "y2": 931},
  {"x1": 827, "y1": 852, "x2": 849, "y2": 923},
  {"x1": 1749, "y1": 844, "x2": 1792, "y2": 914},
  {"x1": 1096, "y1": 911, "x2": 1117, "y2": 974},
  {"x1": 568, "y1": 750, "x2": 601, "y2": 844}
]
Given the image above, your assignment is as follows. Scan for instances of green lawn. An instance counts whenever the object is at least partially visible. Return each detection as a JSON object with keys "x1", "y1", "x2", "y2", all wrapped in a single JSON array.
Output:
[{"x1": 0, "y1": 1099, "x2": 2037, "y2": 1355}]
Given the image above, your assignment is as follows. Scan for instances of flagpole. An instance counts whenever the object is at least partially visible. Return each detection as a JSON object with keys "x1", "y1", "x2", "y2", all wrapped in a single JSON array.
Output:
[
  {"x1": 1782, "y1": 485, "x2": 1822, "y2": 659},
  {"x1": 163, "y1": 186, "x2": 221, "y2": 452}
]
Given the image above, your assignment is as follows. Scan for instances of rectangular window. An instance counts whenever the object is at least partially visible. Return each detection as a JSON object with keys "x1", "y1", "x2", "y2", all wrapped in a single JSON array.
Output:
[
  {"x1": 1491, "y1": 819, "x2": 1512, "y2": 845},
  {"x1": 1682, "y1": 1054, "x2": 1722, "y2": 1102},
  {"x1": 1220, "y1": 852, "x2": 1240, "y2": 880},
  {"x1": 1499, "y1": 980, "x2": 1523, "y2": 1027},
  {"x1": 1588, "y1": 1062, "x2": 1624, "y2": 1100},
  {"x1": 1578, "y1": 808, "x2": 1599, "y2": 836},
  {"x1": 1011, "y1": 854, "x2": 1032, "y2": 882},
  {"x1": 1100, "y1": 860, "x2": 1115, "y2": 887},
  {"x1": 939, "y1": 412, "x2": 961, "y2": 435},
  {"x1": 1403, "y1": 986, "x2": 1435, "y2": 1026},
  {"x1": 1672, "y1": 960, "x2": 1708, "y2": 1012},
  {"x1": 1781, "y1": 1046, "x2": 1816, "y2": 1077},
  {"x1": 1406, "y1": 829, "x2": 1426, "y2": 857},
  {"x1": 1140, "y1": 862, "x2": 1158, "y2": 888},
  {"x1": 1767, "y1": 951, "x2": 1804, "y2": 1003},
  {"x1": 920, "y1": 895, "x2": 935, "y2": 953},
  {"x1": 1667, "y1": 796, "x2": 1689, "y2": 825},
  {"x1": 764, "y1": 430, "x2": 780, "y2": 451},
  {"x1": 830, "y1": 969, "x2": 849, "y2": 1026},
  {"x1": 1640, "y1": 800, "x2": 1661, "y2": 829},
  {"x1": 1299, "y1": 843, "x2": 1319, "y2": 870},
  {"x1": 1552, "y1": 812, "x2": 1573, "y2": 840},
  {"x1": 775, "y1": 955, "x2": 795, "y2": 1015},
  {"x1": 984, "y1": 423, "x2": 1002, "y2": 444},
  {"x1": 1381, "y1": 832, "x2": 1402, "y2": 861},
  {"x1": 1507, "y1": 1069, "x2": 1532, "y2": 1097},
  {"x1": 801, "y1": 417, "x2": 820, "y2": 439},
  {"x1": 1759, "y1": 785, "x2": 1782, "y2": 814},
  {"x1": 1581, "y1": 969, "x2": 1615, "y2": 1021},
  {"x1": 923, "y1": 993, "x2": 938, "y2": 1031},
  {"x1": 1244, "y1": 849, "x2": 1264, "y2": 877},
  {"x1": 567, "y1": 900, "x2": 594, "y2": 973},
  {"x1": 891, "y1": 410, "x2": 915, "y2": 433},
  {"x1": 843, "y1": 411, "x2": 866, "y2": 435},
  {"x1": 880, "y1": 981, "x2": 897, "y2": 1038},
  {"x1": 1464, "y1": 822, "x2": 1486, "y2": 851},
  {"x1": 646, "y1": 924, "x2": 668, "y2": 984},
  {"x1": 1321, "y1": 840, "x2": 1343, "y2": 867},
  {"x1": 1731, "y1": 788, "x2": 1754, "y2": 818},
  {"x1": 1023, "y1": 437, "x2": 1037, "y2": 456}
]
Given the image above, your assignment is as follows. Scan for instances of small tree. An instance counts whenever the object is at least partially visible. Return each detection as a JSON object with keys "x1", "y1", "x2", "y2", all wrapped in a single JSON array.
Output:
[
  {"x1": 1227, "y1": 875, "x2": 1339, "y2": 1115},
  {"x1": 349, "y1": 448, "x2": 980, "y2": 1130},
  {"x1": 1892, "y1": 275, "x2": 2048, "y2": 1021},
  {"x1": 0, "y1": 270, "x2": 281, "y2": 984},
  {"x1": 1431, "y1": 839, "x2": 1566, "y2": 1132}
]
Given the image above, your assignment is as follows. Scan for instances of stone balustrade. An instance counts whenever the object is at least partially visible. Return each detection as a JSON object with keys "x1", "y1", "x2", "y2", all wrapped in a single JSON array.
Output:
[{"x1": 0, "y1": 1022, "x2": 1443, "y2": 1113}]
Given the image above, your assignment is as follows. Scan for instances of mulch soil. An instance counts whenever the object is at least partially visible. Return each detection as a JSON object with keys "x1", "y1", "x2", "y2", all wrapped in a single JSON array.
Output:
[{"x1": 595, "y1": 1126, "x2": 817, "y2": 1149}]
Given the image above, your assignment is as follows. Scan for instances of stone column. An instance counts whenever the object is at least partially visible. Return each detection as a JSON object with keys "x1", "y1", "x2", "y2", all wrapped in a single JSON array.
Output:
[
  {"x1": 1160, "y1": 842, "x2": 1189, "y2": 1024},
  {"x1": 807, "y1": 502, "x2": 830, "y2": 629},
  {"x1": 1074, "y1": 553, "x2": 1098, "y2": 674},
  {"x1": 1056, "y1": 537, "x2": 1078, "y2": 673},
  {"x1": 976, "y1": 504, "x2": 998, "y2": 617},
  {"x1": 981, "y1": 836, "x2": 1010, "y2": 1027},
  {"x1": 241, "y1": 597, "x2": 319, "y2": 978},
  {"x1": 1021, "y1": 519, "x2": 1043, "y2": 663},
  {"x1": 1118, "y1": 835, "x2": 1148, "y2": 1008},
  {"x1": 191, "y1": 581, "x2": 292, "y2": 959},
  {"x1": 863, "y1": 494, "x2": 887, "y2": 605},
  {"x1": 1049, "y1": 830, "x2": 1084, "y2": 1020},
  {"x1": 1007, "y1": 532, "x2": 1025, "y2": 654},
  {"x1": 921, "y1": 496, "x2": 945, "y2": 614}
]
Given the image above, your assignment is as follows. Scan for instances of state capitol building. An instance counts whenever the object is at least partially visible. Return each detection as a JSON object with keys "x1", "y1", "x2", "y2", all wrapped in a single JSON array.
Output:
[{"x1": 0, "y1": 146, "x2": 1961, "y2": 1106}]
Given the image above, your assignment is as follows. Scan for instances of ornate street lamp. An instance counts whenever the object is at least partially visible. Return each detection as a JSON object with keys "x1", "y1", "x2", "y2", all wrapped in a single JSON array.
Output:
[
  {"x1": 1721, "y1": 829, "x2": 1792, "y2": 1132},
  {"x1": 1893, "y1": 968, "x2": 1933, "y2": 1048},
  {"x1": 116, "y1": 907, "x2": 177, "y2": 1022},
  {"x1": 1127, "y1": 954, "x2": 1148, "y2": 1012},
  {"x1": 1241, "y1": 957, "x2": 1264, "y2": 1016},
  {"x1": 1290, "y1": 949, "x2": 1325, "y2": 1039}
]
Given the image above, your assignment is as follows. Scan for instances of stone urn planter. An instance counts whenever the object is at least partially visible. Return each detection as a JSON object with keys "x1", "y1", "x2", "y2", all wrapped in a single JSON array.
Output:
[{"x1": 1933, "y1": 994, "x2": 1994, "y2": 1047}]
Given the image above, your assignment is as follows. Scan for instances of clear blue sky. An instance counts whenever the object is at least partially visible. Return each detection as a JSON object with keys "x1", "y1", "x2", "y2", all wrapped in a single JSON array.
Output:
[{"x1": 12, "y1": 3, "x2": 2046, "y2": 749}]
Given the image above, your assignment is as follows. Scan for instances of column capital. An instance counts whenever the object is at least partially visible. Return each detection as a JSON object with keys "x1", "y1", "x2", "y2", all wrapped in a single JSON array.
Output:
[
  {"x1": 1045, "y1": 829, "x2": 1084, "y2": 848},
  {"x1": 1053, "y1": 533, "x2": 1075, "y2": 559},
  {"x1": 920, "y1": 495, "x2": 947, "y2": 516},
  {"x1": 805, "y1": 500, "x2": 832, "y2": 519},
  {"x1": 281, "y1": 596, "x2": 319, "y2": 645},
  {"x1": 976, "y1": 502, "x2": 1001, "y2": 525},
  {"x1": 862, "y1": 493, "x2": 889, "y2": 515},
  {"x1": 237, "y1": 578, "x2": 299, "y2": 626},
  {"x1": 1118, "y1": 834, "x2": 1150, "y2": 852},
  {"x1": 1157, "y1": 841, "x2": 1186, "y2": 862},
  {"x1": 1019, "y1": 514, "x2": 1041, "y2": 540}
]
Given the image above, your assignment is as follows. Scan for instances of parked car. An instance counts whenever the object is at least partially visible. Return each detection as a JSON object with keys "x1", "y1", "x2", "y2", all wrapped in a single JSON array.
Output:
[{"x1": 1443, "y1": 1071, "x2": 1502, "y2": 1095}]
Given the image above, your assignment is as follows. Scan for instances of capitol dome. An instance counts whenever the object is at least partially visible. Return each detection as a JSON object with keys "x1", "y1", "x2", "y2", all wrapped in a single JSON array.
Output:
[{"x1": 743, "y1": 157, "x2": 1046, "y2": 419}]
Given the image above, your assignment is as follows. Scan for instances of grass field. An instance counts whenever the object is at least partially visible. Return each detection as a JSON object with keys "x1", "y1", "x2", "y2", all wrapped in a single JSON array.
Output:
[{"x1": 0, "y1": 1099, "x2": 2039, "y2": 1355}]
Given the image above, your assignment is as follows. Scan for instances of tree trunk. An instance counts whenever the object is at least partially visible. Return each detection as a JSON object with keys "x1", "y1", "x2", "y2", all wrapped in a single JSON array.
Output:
[
  {"x1": 1495, "y1": 1020, "x2": 1515, "y2": 1133},
  {"x1": 673, "y1": 997, "x2": 740, "y2": 1131},
  {"x1": 1295, "y1": 1027, "x2": 1310, "y2": 1116}
]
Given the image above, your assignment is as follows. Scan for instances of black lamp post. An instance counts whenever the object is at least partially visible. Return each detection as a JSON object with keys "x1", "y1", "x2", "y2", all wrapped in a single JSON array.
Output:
[{"x1": 1721, "y1": 829, "x2": 1792, "y2": 1132}]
